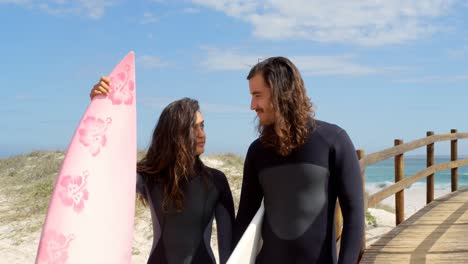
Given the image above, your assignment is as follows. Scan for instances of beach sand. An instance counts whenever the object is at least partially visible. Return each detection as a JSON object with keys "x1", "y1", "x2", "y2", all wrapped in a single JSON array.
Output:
[{"x1": 378, "y1": 187, "x2": 451, "y2": 216}]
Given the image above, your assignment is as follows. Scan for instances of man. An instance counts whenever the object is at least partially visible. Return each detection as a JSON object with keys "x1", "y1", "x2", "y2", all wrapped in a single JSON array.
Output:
[{"x1": 234, "y1": 57, "x2": 364, "y2": 263}]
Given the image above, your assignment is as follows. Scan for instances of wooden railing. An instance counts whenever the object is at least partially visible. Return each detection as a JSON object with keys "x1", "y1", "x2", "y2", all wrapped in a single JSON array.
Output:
[{"x1": 334, "y1": 129, "x2": 468, "y2": 254}]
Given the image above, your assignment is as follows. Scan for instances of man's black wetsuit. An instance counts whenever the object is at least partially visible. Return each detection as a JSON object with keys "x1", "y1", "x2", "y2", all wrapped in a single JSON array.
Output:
[
  {"x1": 234, "y1": 120, "x2": 364, "y2": 264},
  {"x1": 137, "y1": 167, "x2": 235, "y2": 264}
]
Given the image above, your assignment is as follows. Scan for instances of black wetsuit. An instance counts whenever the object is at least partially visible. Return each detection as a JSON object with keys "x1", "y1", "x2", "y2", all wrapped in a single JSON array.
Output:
[
  {"x1": 234, "y1": 120, "x2": 364, "y2": 264},
  {"x1": 137, "y1": 167, "x2": 235, "y2": 264}
]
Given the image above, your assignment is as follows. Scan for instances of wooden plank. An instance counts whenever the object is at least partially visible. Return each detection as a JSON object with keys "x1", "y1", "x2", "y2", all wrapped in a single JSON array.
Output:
[
  {"x1": 361, "y1": 254, "x2": 468, "y2": 263},
  {"x1": 361, "y1": 132, "x2": 468, "y2": 167},
  {"x1": 361, "y1": 188, "x2": 468, "y2": 263}
]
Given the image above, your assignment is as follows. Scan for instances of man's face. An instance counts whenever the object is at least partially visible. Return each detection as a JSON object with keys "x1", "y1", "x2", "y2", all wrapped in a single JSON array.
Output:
[
  {"x1": 249, "y1": 73, "x2": 275, "y2": 125},
  {"x1": 194, "y1": 111, "x2": 206, "y2": 155}
]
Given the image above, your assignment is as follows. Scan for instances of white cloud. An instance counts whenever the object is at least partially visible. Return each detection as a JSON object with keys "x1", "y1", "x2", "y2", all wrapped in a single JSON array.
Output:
[
  {"x1": 137, "y1": 55, "x2": 168, "y2": 69},
  {"x1": 201, "y1": 103, "x2": 250, "y2": 114},
  {"x1": 36, "y1": 3, "x2": 77, "y2": 16},
  {"x1": 140, "y1": 97, "x2": 174, "y2": 109},
  {"x1": 76, "y1": 0, "x2": 113, "y2": 19},
  {"x1": 200, "y1": 48, "x2": 258, "y2": 71},
  {"x1": 0, "y1": 0, "x2": 32, "y2": 4},
  {"x1": 191, "y1": 0, "x2": 257, "y2": 16},
  {"x1": 183, "y1": 7, "x2": 200, "y2": 13},
  {"x1": 448, "y1": 45, "x2": 468, "y2": 58},
  {"x1": 141, "y1": 12, "x2": 159, "y2": 24},
  {"x1": 141, "y1": 97, "x2": 250, "y2": 114},
  {"x1": 200, "y1": 48, "x2": 378, "y2": 76},
  {"x1": 290, "y1": 55, "x2": 378, "y2": 76},
  {"x1": 0, "y1": 0, "x2": 115, "y2": 19},
  {"x1": 15, "y1": 94, "x2": 37, "y2": 101},
  {"x1": 190, "y1": 0, "x2": 458, "y2": 46},
  {"x1": 396, "y1": 73, "x2": 468, "y2": 83}
]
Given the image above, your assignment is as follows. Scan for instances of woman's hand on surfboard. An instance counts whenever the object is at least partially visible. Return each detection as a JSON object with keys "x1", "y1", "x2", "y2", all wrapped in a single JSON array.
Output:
[{"x1": 90, "y1": 76, "x2": 112, "y2": 100}]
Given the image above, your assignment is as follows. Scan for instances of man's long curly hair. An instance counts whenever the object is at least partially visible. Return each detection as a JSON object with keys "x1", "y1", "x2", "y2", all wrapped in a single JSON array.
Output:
[
  {"x1": 247, "y1": 57, "x2": 315, "y2": 156},
  {"x1": 137, "y1": 98, "x2": 208, "y2": 211}
]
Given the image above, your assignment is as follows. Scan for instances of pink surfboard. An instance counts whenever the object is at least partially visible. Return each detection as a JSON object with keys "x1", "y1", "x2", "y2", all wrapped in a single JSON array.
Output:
[{"x1": 35, "y1": 52, "x2": 137, "y2": 264}]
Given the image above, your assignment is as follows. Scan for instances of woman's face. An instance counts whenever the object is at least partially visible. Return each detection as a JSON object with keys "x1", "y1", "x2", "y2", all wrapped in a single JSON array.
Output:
[{"x1": 194, "y1": 111, "x2": 206, "y2": 155}]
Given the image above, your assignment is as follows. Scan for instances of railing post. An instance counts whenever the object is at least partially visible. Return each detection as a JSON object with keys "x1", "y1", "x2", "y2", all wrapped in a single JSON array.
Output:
[
  {"x1": 451, "y1": 129, "x2": 458, "y2": 192},
  {"x1": 427, "y1": 131, "x2": 434, "y2": 204},
  {"x1": 395, "y1": 139, "x2": 404, "y2": 225},
  {"x1": 357, "y1": 149, "x2": 366, "y2": 256}
]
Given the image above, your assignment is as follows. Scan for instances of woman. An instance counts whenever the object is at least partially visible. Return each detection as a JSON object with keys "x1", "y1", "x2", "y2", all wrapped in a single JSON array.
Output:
[{"x1": 91, "y1": 77, "x2": 235, "y2": 264}]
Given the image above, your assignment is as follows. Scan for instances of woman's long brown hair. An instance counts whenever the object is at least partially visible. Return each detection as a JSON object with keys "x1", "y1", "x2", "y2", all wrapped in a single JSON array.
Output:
[
  {"x1": 247, "y1": 57, "x2": 315, "y2": 156},
  {"x1": 137, "y1": 98, "x2": 207, "y2": 211}
]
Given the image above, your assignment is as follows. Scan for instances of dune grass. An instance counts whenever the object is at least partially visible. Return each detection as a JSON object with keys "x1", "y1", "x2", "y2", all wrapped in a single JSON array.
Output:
[
  {"x1": 0, "y1": 151, "x2": 63, "y2": 243},
  {"x1": 0, "y1": 151, "x2": 62, "y2": 223},
  {"x1": 0, "y1": 151, "x2": 246, "y2": 243},
  {"x1": 0, "y1": 150, "x2": 387, "y2": 246}
]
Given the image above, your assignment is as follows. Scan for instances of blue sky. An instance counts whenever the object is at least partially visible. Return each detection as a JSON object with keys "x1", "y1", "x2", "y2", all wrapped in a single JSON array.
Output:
[{"x1": 1, "y1": 0, "x2": 468, "y2": 158}]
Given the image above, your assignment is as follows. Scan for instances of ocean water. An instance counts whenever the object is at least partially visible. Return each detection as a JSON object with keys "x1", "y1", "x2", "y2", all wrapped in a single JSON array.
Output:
[{"x1": 365, "y1": 156, "x2": 468, "y2": 192}]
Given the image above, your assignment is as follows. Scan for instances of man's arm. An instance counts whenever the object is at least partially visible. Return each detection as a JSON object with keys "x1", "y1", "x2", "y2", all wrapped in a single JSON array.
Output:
[
  {"x1": 233, "y1": 144, "x2": 263, "y2": 247},
  {"x1": 334, "y1": 130, "x2": 365, "y2": 264}
]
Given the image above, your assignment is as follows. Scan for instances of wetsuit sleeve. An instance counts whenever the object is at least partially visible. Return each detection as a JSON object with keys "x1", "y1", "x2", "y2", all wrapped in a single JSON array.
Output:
[
  {"x1": 136, "y1": 173, "x2": 163, "y2": 260},
  {"x1": 233, "y1": 144, "x2": 263, "y2": 246},
  {"x1": 333, "y1": 130, "x2": 365, "y2": 264},
  {"x1": 214, "y1": 172, "x2": 235, "y2": 264}
]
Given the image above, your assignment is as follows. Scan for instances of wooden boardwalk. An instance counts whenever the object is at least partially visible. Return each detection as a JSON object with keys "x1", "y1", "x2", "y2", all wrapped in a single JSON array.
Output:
[{"x1": 360, "y1": 188, "x2": 468, "y2": 263}]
